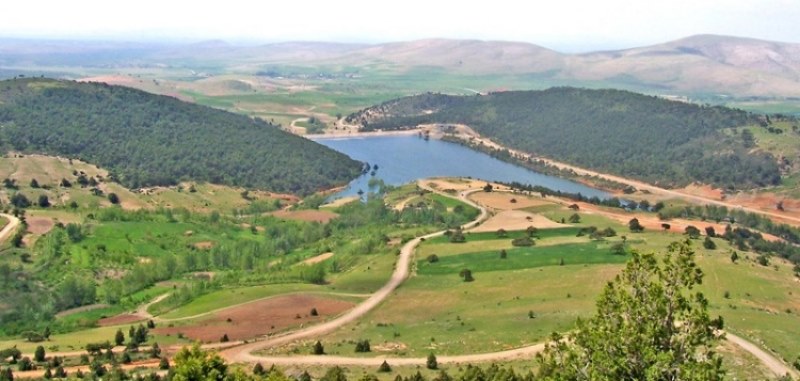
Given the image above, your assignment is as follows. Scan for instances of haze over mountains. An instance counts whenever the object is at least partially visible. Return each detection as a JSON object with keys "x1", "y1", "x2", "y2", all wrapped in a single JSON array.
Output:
[{"x1": 1, "y1": 34, "x2": 799, "y2": 98}]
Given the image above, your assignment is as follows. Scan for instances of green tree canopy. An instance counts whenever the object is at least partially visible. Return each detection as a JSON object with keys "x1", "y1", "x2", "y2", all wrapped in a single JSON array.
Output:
[{"x1": 536, "y1": 240, "x2": 724, "y2": 380}]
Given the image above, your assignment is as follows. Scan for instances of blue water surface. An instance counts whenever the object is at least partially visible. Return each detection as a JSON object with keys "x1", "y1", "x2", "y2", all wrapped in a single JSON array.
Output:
[{"x1": 313, "y1": 135, "x2": 611, "y2": 200}]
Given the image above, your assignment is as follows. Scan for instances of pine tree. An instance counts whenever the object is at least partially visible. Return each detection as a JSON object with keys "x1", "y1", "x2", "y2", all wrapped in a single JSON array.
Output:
[
  {"x1": 253, "y1": 363, "x2": 265, "y2": 376},
  {"x1": 150, "y1": 342, "x2": 161, "y2": 358},
  {"x1": 34, "y1": 346, "x2": 45, "y2": 362},
  {"x1": 312, "y1": 341, "x2": 325, "y2": 355},
  {"x1": 536, "y1": 240, "x2": 724, "y2": 380},
  {"x1": 114, "y1": 329, "x2": 125, "y2": 346},
  {"x1": 427, "y1": 353, "x2": 438, "y2": 370}
]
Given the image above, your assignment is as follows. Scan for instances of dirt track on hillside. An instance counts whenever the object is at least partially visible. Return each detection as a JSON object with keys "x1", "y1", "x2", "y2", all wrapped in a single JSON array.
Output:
[
  {"x1": 0, "y1": 213, "x2": 20, "y2": 244},
  {"x1": 219, "y1": 184, "x2": 489, "y2": 364}
]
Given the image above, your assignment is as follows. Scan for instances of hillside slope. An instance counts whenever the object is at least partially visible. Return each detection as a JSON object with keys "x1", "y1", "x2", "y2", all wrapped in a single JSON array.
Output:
[
  {"x1": 0, "y1": 78, "x2": 362, "y2": 195},
  {"x1": 347, "y1": 89, "x2": 781, "y2": 189}
]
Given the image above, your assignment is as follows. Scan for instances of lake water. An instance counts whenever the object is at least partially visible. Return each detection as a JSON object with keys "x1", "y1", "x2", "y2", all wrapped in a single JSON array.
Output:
[{"x1": 313, "y1": 135, "x2": 612, "y2": 200}]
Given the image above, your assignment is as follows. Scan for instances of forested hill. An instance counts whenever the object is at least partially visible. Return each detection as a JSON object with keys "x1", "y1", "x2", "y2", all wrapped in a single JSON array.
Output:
[
  {"x1": 348, "y1": 89, "x2": 780, "y2": 189},
  {"x1": 0, "y1": 78, "x2": 362, "y2": 195}
]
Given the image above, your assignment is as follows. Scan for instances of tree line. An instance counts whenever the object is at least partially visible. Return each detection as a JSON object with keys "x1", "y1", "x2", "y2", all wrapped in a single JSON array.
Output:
[
  {"x1": 0, "y1": 78, "x2": 362, "y2": 195},
  {"x1": 349, "y1": 89, "x2": 782, "y2": 190}
]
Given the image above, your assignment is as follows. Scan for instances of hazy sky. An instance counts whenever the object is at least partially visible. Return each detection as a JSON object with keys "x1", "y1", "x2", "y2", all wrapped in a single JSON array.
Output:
[{"x1": 2, "y1": 0, "x2": 799, "y2": 51}]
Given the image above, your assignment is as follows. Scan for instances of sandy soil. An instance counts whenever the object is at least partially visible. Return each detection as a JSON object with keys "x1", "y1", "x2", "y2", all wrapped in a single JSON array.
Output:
[
  {"x1": 271, "y1": 209, "x2": 338, "y2": 223},
  {"x1": 469, "y1": 191, "x2": 550, "y2": 210},
  {"x1": 194, "y1": 241, "x2": 215, "y2": 250},
  {"x1": 0, "y1": 213, "x2": 20, "y2": 244},
  {"x1": 322, "y1": 196, "x2": 359, "y2": 208},
  {"x1": 423, "y1": 178, "x2": 497, "y2": 192},
  {"x1": 153, "y1": 294, "x2": 355, "y2": 343},
  {"x1": 472, "y1": 210, "x2": 564, "y2": 232},
  {"x1": 301, "y1": 252, "x2": 334, "y2": 265}
]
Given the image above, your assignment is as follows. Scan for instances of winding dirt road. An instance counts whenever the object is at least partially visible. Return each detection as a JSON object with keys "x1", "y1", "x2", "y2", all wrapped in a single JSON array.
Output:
[
  {"x1": 217, "y1": 184, "x2": 797, "y2": 379},
  {"x1": 220, "y1": 186, "x2": 488, "y2": 363},
  {"x1": 11, "y1": 185, "x2": 796, "y2": 378},
  {"x1": 0, "y1": 213, "x2": 21, "y2": 244}
]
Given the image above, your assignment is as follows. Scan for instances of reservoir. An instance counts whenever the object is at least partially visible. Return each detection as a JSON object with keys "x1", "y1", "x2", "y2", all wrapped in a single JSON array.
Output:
[{"x1": 313, "y1": 135, "x2": 612, "y2": 200}]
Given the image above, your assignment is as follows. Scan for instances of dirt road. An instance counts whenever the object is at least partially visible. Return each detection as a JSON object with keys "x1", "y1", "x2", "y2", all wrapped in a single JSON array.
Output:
[
  {"x1": 726, "y1": 331, "x2": 799, "y2": 378},
  {"x1": 220, "y1": 185, "x2": 488, "y2": 363},
  {"x1": 0, "y1": 213, "x2": 21, "y2": 244},
  {"x1": 444, "y1": 124, "x2": 800, "y2": 226},
  {"x1": 218, "y1": 183, "x2": 797, "y2": 379}
]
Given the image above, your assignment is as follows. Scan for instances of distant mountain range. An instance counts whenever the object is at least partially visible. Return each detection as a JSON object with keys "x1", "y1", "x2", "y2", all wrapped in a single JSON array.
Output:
[{"x1": 1, "y1": 34, "x2": 799, "y2": 97}]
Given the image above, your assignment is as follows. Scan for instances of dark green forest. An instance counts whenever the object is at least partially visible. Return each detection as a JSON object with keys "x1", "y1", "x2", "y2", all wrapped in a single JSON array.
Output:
[
  {"x1": 348, "y1": 89, "x2": 780, "y2": 189},
  {"x1": 0, "y1": 78, "x2": 362, "y2": 195}
]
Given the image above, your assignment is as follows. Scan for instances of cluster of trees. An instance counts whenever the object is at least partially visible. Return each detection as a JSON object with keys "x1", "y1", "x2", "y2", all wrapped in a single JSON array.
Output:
[
  {"x1": 0, "y1": 184, "x2": 479, "y2": 337},
  {"x1": 2, "y1": 240, "x2": 722, "y2": 381},
  {"x1": 0, "y1": 78, "x2": 362, "y2": 195},
  {"x1": 657, "y1": 204, "x2": 800, "y2": 265},
  {"x1": 1, "y1": 321, "x2": 163, "y2": 380},
  {"x1": 350, "y1": 89, "x2": 780, "y2": 189}
]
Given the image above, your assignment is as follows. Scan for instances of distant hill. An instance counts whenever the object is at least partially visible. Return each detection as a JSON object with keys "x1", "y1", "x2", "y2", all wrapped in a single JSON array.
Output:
[
  {"x1": 347, "y1": 89, "x2": 781, "y2": 189},
  {"x1": 567, "y1": 34, "x2": 800, "y2": 97},
  {"x1": 3, "y1": 34, "x2": 799, "y2": 97},
  {"x1": 0, "y1": 78, "x2": 362, "y2": 195}
]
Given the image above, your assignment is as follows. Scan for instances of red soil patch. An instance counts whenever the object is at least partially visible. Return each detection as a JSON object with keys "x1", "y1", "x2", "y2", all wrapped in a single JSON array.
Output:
[
  {"x1": 271, "y1": 210, "x2": 338, "y2": 223},
  {"x1": 680, "y1": 184, "x2": 725, "y2": 200},
  {"x1": 725, "y1": 192, "x2": 800, "y2": 225},
  {"x1": 152, "y1": 294, "x2": 353, "y2": 342},
  {"x1": 26, "y1": 217, "x2": 55, "y2": 234},
  {"x1": 98, "y1": 314, "x2": 145, "y2": 327}
]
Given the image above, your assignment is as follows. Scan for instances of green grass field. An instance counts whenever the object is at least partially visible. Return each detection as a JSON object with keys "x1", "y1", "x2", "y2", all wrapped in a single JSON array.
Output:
[{"x1": 418, "y1": 242, "x2": 628, "y2": 276}]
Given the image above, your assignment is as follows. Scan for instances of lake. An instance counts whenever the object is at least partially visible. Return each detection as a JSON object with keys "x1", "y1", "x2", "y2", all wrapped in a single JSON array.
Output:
[{"x1": 313, "y1": 135, "x2": 611, "y2": 200}]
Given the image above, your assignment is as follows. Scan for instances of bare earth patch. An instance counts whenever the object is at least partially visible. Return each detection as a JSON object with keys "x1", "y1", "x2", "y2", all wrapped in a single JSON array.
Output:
[
  {"x1": 470, "y1": 192, "x2": 550, "y2": 210},
  {"x1": 98, "y1": 314, "x2": 145, "y2": 327},
  {"x1": 372, "y1": 342, "x2": 408, "y2": 352},
  {"x1": 576, "y1": 202, "x2": 783, "y2": 241},
  {"x1": 424, "y1": 178, "x2": 492, "y2": 192},
  {"x1": 26, "y1": 217, "x2": 55, "y2": 235},
  {"x1": 302, "y1": 252, "x2": 334, "y2": 265},
  {"x1": 194, "y1": 241, "x2": 215, "y2": 250},
  {"x1": 152, "y1": 294, "x2": 354, "y2": 342},
  {"x1": 55, "y1": 303, "x2": 110, "y2": 319},
  {"x1": 472, "y1": 210, "x2": 563, "y2": 232},
  {"x1": 271, "y1": 210, "x2": 338, "y2": 223},
  {"x1": 322, "y1": 196, "x2": 359, "y2": 208}
]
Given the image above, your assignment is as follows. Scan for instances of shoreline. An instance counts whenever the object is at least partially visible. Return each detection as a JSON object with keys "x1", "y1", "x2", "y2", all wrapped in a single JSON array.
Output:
[
  {"x1": 305, "y1": 129, "x2": 421, "y2": 140},
  {"x1": 305, "y1": 124, "x2": 800, "y2": 226}
]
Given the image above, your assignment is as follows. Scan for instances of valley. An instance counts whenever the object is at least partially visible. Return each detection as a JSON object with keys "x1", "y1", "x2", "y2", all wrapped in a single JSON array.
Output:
[{"x1": 2, "y1": 33, "x2": 800, "y2": 381}]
